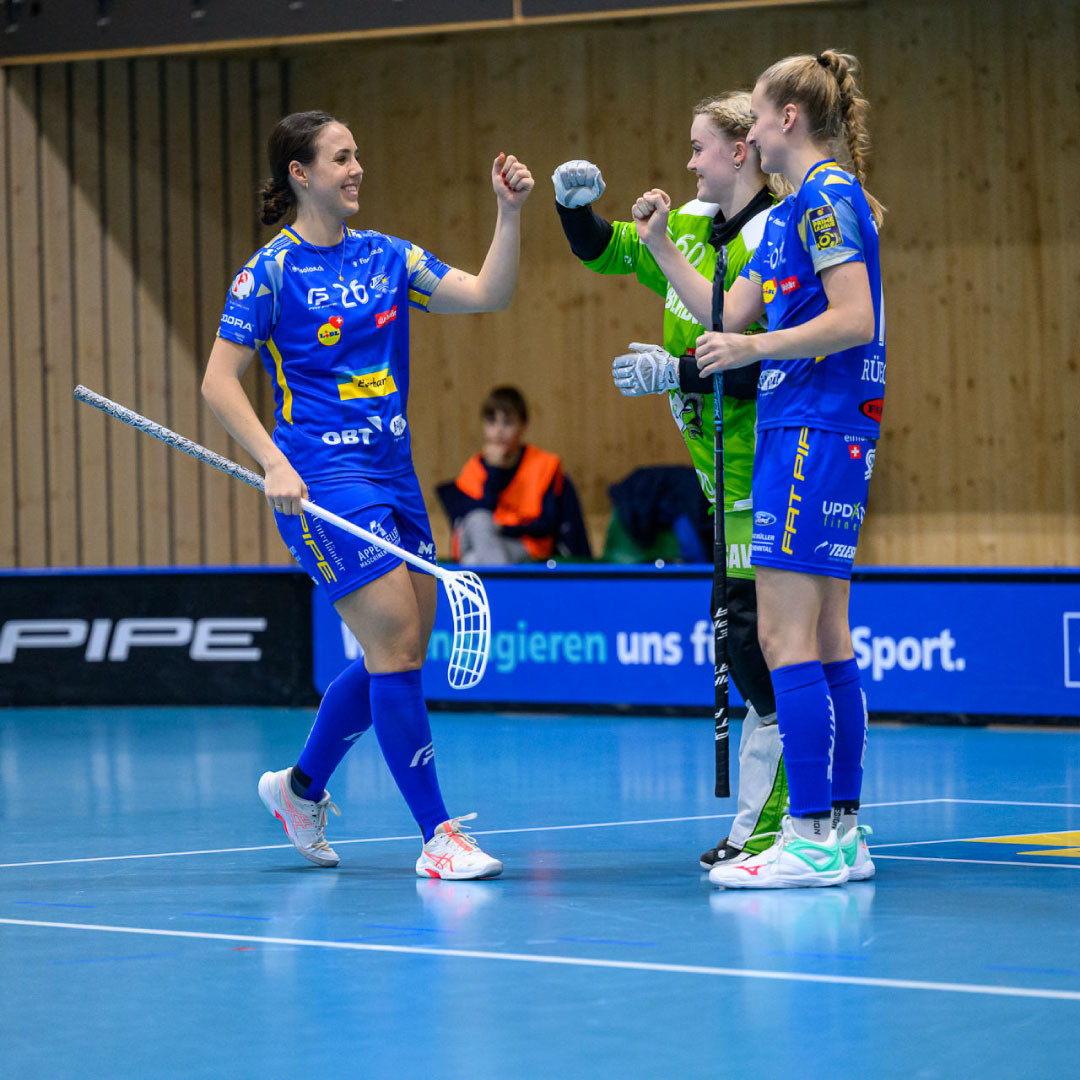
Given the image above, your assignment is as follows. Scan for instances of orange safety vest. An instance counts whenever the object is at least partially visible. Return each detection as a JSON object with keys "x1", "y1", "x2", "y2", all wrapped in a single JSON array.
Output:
[{"x1": 452, "y1": 444, "x2": 563, "y2": 560}]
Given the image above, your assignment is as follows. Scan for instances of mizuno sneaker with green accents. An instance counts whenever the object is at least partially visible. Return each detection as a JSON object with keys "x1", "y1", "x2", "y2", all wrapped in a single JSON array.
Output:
[
  {"x1": 708, "y1": 815, "x2": 849, "y2": 889},
  {"x1": 840, "y1": 823, "x2": 876, "y2": 881}
]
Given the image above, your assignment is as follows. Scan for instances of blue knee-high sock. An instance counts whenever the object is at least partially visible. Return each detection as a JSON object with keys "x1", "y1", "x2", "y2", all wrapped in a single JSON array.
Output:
[
  {"x1": 369, "y1": 669, "x2": 449, "y2": 842},
  {"x1": 824, "y1": 657, "x2": 868, "y2": 806},
  {"x1": 295, "y1": 658, "x2": 373, "y2": 801},
  {"x1": 771, "y1": 660, "x2": 835, "y2": 817}
]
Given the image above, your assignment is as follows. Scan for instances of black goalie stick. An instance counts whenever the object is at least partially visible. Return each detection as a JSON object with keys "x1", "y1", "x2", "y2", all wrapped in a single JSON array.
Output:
[{"x1": 711, "y1": 245, "x2": 730, "y2": 798}]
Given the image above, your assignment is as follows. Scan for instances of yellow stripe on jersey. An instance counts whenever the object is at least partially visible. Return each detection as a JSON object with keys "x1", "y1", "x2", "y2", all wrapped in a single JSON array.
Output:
[
  {"x1": 266, "y1": 336, "x2": 293, "y2": 423},
  {"x1": 405, "y1": 241, "x2": 442, "y2": 309},
  {"x1": 338, "y1": 367, "x2": 398, "y2": 400}
]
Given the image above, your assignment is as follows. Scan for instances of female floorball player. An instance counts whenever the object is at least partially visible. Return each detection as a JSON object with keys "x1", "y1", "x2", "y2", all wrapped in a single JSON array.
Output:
[
  {"x1": 551, "y1": 92, "x2": 790, "y2": 871},
  {"x1": 632, "y1": 50, "x2": 885, "y2": 888},
  {"x1": 202, "y1": 111, "x2": 534, "y2": 879}
]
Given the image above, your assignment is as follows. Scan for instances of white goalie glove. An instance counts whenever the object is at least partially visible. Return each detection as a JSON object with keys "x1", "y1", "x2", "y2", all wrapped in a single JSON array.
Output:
[
  {"x1": 611, "y1": 343, "x2": 680, "y2": 396},
  {"x1": 552, "y1": 159, "x2": 606, "y2": 208}
]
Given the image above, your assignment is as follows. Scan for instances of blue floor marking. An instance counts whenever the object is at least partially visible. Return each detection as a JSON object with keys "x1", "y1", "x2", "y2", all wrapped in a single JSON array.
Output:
[{"x1": 2, "y1": 706, "x2": 1078, "y2": 1080}]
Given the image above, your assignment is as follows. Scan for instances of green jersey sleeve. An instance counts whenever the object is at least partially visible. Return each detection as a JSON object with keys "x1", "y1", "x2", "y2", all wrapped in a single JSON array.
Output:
[{"x1": 582, "y1": 219, "x2": 668, "y2": 298}]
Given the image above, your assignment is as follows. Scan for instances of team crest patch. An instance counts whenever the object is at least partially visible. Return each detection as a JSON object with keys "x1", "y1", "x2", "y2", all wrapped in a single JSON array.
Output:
[
  {"x1": 808, "y1": 205, "x2": 843, "y2": 250},
  {"x1": 230, "y1": 269, "x2": 255, "y2": 299}
]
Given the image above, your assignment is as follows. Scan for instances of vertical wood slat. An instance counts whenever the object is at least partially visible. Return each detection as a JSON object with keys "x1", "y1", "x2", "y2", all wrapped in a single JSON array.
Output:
[
  {"x1": 0, "y1": 70, "x2": 16, "y2": 568},
  {"x1": 224, "y1": 58, "x2": 266, "y2": 565},
  {"x1": 132, "y1": 58, "x2": 171, "y2": 566},
  {"x1": 252, "y1": 58, "x2": 289, "y2": 565},
  {"x1": 163, "y1": 59, "x2": 202, "y2": 564},
  {"x1": 101, "y1": 60, "x2": 139, "y2": 565},
  {"x1": 8, "y1": 66, "x2": 46, "y2": 567},
  {"x1": 70, "y1": 62, "x2": 108, "y2": 566},
  {"x1": 194, "y1": 60, "x2": 233, "y2": 566},
  {"x1": 38, "y1": 64, "x2": 78, "y2": 567}
]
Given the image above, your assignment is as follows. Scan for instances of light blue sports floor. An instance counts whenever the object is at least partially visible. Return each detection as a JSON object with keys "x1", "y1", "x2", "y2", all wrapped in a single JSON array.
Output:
[{"x1": 2, "y1": 707, "x2": 1078, "y2": 1079}]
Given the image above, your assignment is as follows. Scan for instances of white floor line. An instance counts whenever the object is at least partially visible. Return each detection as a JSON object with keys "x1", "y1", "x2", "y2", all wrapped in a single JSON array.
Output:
[
  {"x1": 3, "y1": 917, "x2": 1079, "y2": 1002},
  {"x1": 876, "y1": 828, "x2": 1080, "y2": 849},
  {"x1": 939, "y1": 799, "x2": 1080, "y2": 809},
  {"x1": 2, "y1": 799, "x2": 1072, "y2": 871},
  {"x1": 874, "y1": 855, "x2": 1080, "y2": 869},
  {"x1": 0, "y1": 813, "x2": 737, "y2": 870}
]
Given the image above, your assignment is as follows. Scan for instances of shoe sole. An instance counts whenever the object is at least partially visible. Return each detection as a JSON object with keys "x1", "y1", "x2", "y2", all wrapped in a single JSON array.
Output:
[
  {"x1": 711, "y1": 872, "x2": 849, "y2": 889},
  {"x1": 416, "y1": 862, "x2": 503, "y2": 881},
  {"x1": 258, "y1": 771, "x2": 339, "y2": 868}
]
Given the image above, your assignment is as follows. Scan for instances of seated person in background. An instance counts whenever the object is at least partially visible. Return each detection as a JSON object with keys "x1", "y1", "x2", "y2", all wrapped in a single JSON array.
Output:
[{"x1": 437, "y1": 386, "x2": 591, "y2": 564}]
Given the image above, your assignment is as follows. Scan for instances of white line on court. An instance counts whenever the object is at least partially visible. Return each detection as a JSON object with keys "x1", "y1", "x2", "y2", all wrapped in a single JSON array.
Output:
[
  {"x1": 0, "y1": 813, "x2": 738, "y2": 869},
  {"x1": 939, "y1": 799, "x2": 1080, "y2": 809},
  {"x1": 0, "y1": 798, "x2": 1067, "y2": 871},
  {"x1": 874, "y1": 855, "x2": 1080, "y2": 870},
  {"x1": 3, "y1": 917, "x2": 1079, "y2": 1002}
]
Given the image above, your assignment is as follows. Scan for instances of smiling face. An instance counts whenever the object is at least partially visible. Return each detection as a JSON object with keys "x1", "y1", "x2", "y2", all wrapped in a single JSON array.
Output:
[
  {"x1": 747, "y1": 81, "x2": 791, "y2": 177},
  {"x1": 291, "y1": 121, "x2": 363, "y2": 221},
  {"x1": 686, "y1": 114, "x2": 744, "y2": 204}
]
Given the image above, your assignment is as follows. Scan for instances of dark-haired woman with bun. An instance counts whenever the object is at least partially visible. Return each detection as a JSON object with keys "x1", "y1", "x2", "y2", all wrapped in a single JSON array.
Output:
[
  {"x1": 202, "y1": 111, "x2": 534, "y2": 880},
  {"x1": 633, "y1": 51, "x2": 885, "y2": 889}
]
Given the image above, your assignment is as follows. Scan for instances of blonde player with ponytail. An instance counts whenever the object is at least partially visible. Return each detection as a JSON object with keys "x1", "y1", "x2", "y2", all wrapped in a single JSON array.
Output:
[{"x1": 635, "y1": 50, "x2": 886, "y2": 889}]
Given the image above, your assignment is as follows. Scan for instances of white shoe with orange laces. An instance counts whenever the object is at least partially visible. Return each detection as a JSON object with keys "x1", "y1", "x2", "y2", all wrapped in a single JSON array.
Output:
[
  {"x1": 258, "y1": 767, "x2": 340, "y2": 867},
  {"x1": 415, "y1": 813, "x2": 503, "y2": 880}
]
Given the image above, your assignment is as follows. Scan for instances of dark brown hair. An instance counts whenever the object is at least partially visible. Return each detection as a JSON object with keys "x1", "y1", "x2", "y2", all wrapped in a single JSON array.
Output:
[
  {"x1": 481, "y1": 386, "x2": 528, "y2": 424},
  {"x1": 258, "y1": 110, "x2": 344, "y2": 226}
]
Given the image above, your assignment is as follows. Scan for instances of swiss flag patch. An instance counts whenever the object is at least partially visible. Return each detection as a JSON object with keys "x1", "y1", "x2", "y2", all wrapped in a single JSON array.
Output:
[{"x1": 849, "y1": 445, "x2": 862, "y2": 459}]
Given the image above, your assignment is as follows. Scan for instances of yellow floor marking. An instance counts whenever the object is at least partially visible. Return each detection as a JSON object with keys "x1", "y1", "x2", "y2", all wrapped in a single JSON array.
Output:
[{"x1": 971, "y1": 831, "x2": 1080, "y2": 857}]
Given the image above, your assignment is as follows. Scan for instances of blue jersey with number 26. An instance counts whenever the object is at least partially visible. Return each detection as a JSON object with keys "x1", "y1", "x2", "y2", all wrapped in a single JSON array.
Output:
[
  {"x1": 742, "y1": 160, "x2": 885, "y2": 438},
  {"x1": 217, "y1": 226, "x2": 449, "y2": 483}
]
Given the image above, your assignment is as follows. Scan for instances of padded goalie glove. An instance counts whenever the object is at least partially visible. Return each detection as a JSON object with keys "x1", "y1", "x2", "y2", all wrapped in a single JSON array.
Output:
[
  {"x1": 612, "y1": 343, "x2": 680, "y2": 396},
  {"x1": 552, "y1": 159, "x2": 606, "y2": 208}
]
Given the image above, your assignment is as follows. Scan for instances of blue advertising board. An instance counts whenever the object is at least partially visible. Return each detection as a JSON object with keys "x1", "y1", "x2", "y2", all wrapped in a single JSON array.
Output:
[{"x1": 312, "y1": 567, "x2": 1080, "y2": 718}]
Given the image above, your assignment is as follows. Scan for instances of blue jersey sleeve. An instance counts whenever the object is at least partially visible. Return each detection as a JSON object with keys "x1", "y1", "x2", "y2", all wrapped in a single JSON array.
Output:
[
  {"x1": 218, "y1": 253, "x2": 281, "y2": 348},
  {"x1": 802, "y1": 194, "x2": 865, "y2": 275},
  {"x1": 399, "y1": 240, "x2": 449, "y2": 311},
  {"x1": 742, "y1": 233, "x2": 766, "y2": 287}
]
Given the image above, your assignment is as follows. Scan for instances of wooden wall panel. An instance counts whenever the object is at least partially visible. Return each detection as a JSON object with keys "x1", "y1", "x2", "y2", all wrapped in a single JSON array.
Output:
[
  {"x1": 251, "y1": 60, "x2": 291, "y2": 566},
  {"x1": 7, "y1": 66, "x2": 46, "y2": 567},
  {"x1": 0, "y1": 72, "x2": 16, "y2": 568},
  {"x1": 1, "y1": 0, "x2": 1077, "y2": 568},
  {"x1": 101, "y1": 60, "x2": 140, "y2": 565},
  {"x1": 132, "y1": 59, "x2": 171, "y2": 566},
  {"x1": 193, "y1": 61, "x2": 234, "y2": 566},
  {"x1": 38, "y1": 64, "x2": 78, "y2": 567},
  {"x1": 69, "y1": 62, "x2": 109, "y2": 565},
  {"x1": 163, "y1": 60, "x2": 203, "y2": 565}
]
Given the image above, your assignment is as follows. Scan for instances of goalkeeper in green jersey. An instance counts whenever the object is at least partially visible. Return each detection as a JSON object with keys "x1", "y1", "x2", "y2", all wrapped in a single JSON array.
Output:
[{"x1": 553, "y1": 92, "x2": 789, "y2": 869}]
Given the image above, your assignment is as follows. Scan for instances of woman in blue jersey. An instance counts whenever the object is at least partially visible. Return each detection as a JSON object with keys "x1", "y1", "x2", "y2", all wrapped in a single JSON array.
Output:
[
  {"x1": 202, "y1": 111, "x2": 534, "y2": 880},
  {"x1": 633, "y1": 50, "x2": 885, "y2": 888}
]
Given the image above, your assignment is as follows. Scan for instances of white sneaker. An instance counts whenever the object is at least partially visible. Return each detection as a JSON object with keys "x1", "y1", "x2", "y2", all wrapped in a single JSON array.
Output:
[
  {"x1": 840, "y1": 823, "x2": 876, "y2": 881},
  {"x1": 709, "y1": 816, "x2": 850, "y2": 889},
  {"x1": 258, "y1": 768, "x2": 341, "y2": 867},
  {"x1": 416, "y1": 814, "x2": 503, "y2": 880}
]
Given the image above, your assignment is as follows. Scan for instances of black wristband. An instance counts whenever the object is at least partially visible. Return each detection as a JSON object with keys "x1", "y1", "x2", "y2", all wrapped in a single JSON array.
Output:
[
  {"x1": 678, "y1": 354, "x2": 712, "y2": 395},
  {"x1": 678, "y1": 355, "x2": 761, "y2": 399}
]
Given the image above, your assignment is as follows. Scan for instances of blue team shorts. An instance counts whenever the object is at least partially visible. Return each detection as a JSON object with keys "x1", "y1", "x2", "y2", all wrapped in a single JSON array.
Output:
[
  {"x1": 275, "y1": 469, "x2": 436, "y2": 603},
  {"x1": 750, "y1": 426, "x2": 876, "y2": 581}
]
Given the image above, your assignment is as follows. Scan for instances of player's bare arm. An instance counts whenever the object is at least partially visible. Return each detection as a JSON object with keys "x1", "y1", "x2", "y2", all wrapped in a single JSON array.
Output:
[
  {"x1": 428, "y1": 153, "x2": 535, "y2": 314},
  {"x1": 201, "y1": 336, "x2": 308, "y2": 514}
]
